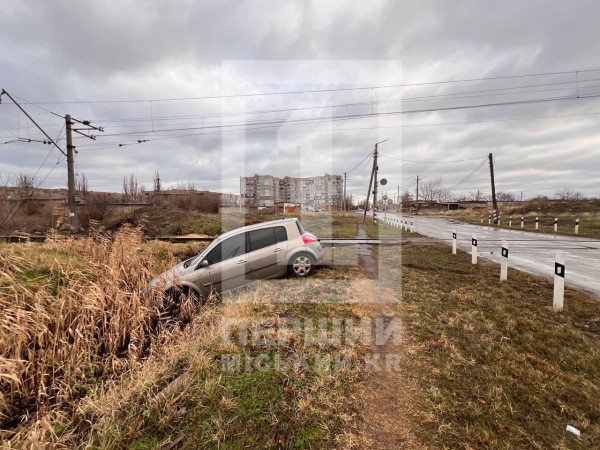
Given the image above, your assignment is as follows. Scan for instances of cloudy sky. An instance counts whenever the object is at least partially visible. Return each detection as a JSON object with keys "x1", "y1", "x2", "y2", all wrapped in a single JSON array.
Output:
[{"x1": 1, "y1": 0, "x2": 600, "y2": 201}]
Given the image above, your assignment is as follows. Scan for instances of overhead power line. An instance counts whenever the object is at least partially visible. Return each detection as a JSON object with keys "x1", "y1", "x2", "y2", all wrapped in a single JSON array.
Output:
[
  {"x1": 59, "y1": 92, "x2": 600, "y2": 143},
  {"x1": 379, "y1": 154, "x2": 487, "y2": 164},
  {"x1": 4, "y1": 68, "x2": 599, "y2": 105},
  {"x1": 447, "y1": 158, "x2": 489, "y2": 191},
  {"x1": 51, "y1": 76, "x2": 600, "y2": 127}
]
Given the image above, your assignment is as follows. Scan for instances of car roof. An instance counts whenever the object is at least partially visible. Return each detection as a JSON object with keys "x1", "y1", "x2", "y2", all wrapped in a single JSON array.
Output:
[{"x1": 216, "y1": 218, "x2": 298, "y2": 241}]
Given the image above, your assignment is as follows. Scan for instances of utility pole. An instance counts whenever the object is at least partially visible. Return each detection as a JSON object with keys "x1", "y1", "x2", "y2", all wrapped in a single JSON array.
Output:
[
  {"x1": 372, "y1": 143, "x2": 379, "y2": 224},
  {"x1": 362, "y1": 157, "x2": 375, "y2": 223},
  {"x1": 343, "y1": 172, "x2": 347, "y2": 212},
  {"x1": 488, "y1": 152, "x2": 498, "y2": 224},
  {"x1": 65, "y1": 114, "x2": 78, "y2": 231},
  {"x1": 397, "y1": 184, "x2": 400, "y2": 213},
  {"x1": 416, "y1": 175, "x2": 419, "y2": 201},
  {"x1": 362, "y1": 139, "x2": 388, "y2": 222}
]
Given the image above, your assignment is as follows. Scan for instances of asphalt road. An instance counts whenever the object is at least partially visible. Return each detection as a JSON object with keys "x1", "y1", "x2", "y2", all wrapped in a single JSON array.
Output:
[{"x1": 378, "y1": 212, "x2": 600, "y2": 299}]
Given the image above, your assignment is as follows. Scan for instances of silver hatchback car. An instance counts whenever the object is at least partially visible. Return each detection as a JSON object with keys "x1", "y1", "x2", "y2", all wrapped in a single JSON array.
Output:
[{"x1": 149, "y1": 218, "x2": 323, "y2": 299}]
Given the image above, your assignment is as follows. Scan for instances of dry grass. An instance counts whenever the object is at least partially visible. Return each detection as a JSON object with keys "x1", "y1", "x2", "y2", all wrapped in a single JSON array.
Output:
[
  {"x1": 375, "y1": 238, "x2": 600, "y2": 448},
  {"x1": 0, "y1": 226, "x2": 208, "y2": 443},
  {"x1": 0, "y1": 222, "x2": 371, "y2": 447}
]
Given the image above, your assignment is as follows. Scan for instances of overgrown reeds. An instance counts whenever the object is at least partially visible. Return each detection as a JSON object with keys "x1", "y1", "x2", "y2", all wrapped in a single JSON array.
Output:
[{"x1": 0, "y1": 226, "x2": 203, "y2": 440}]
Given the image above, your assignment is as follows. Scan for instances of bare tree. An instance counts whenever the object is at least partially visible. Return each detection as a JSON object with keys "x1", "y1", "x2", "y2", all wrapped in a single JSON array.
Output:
[
  {"x1": 77, "y1": 173, "x2": 89, "y2": 200},
  {"x1": 419, "y1": 178, "x2": 449, "y2": 202},
  {"x1": 0, "y1": 174, "x2": 12, "y2": 226},
  {"x1": 554, "y1": 187, "x2": 582, "y2": 201},
  {"x1": 16, "y1": 173, "x2": 34, "y2": 200},
  {"x1": 122, "y1": 173, "x2": 144, "y2": 203},
  {"x1": 16, "y1": 173, "x2": 37, "y2": 214},
  {"x1": 400, "y1": 189, "x2": 413, "y2": 205},
  {"x1": 496, "y1": 191, "x2": 516, "y2": 201}
]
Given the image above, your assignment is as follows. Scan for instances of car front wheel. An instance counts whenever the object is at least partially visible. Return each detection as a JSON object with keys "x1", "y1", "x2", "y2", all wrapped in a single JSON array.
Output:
[{"x1": 289, "y1": 253, "x2": 315, "y2": 277}]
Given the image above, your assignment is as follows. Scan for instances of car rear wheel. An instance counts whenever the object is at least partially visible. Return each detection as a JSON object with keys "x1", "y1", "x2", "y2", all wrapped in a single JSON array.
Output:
[{"x1": 289, "y1": 253, "x2": 315, "y2": 277}]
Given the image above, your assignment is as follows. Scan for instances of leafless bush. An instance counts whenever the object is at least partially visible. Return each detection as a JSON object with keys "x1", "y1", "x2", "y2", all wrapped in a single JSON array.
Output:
[
  {"x1": 79, "y1": 192, "x2": 111, "y2": 227},
  {"x1": 554, "y1": 187, "x2": 582, "y2": 201}
]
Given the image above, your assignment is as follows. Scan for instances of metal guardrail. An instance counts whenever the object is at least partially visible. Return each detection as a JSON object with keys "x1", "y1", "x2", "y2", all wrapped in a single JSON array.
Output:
[{"x1": 1, "y1": 235, "x2": 404, "y2": 245}]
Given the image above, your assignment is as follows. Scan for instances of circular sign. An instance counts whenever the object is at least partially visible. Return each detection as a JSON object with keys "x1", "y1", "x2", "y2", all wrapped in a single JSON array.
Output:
[
  {"x1": 382, "y1": 194, "x2": 388, "y2": 200},
  {"x1": 380, "y1": 178, "x2": 388, "y2": 185},
  {"x1": 387, "y1": 199, "x2": 393, "y2": 205}
]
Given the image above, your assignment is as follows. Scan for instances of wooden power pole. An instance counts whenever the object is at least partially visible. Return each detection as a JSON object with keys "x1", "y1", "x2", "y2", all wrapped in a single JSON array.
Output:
[
  {"x1": 488, "y1": 152, "x2": 498, "y2": 224},
  {"x1": 65, "y1": 114, "x2": 78, "y2": 231}
]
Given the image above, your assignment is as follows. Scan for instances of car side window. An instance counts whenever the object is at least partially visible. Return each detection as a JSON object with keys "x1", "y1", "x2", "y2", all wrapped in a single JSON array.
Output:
[
  {"x1": 205, "y1": 233, "x2": 247, "y2": 265},
  {"x1": 205, "y1": 243, "x2": 222, "y2": 265},
  {"x1": 249, "y1": 228, "x2": 276, "y2": 251},
  {"x1": 274, "y1": 226, "x2": 287, "y2": 243}
]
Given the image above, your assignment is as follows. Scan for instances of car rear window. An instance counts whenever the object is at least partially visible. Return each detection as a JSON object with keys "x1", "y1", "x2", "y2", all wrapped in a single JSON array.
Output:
[
  {"x1": 274, "y1": 226, "x2": 287, "y2": 243},
  {"x1": 249, "y1": 228, "x2": 276, "y2": 251},
  {"x1": 295, "y1": 220, "x2": 305, "y2": 235}
]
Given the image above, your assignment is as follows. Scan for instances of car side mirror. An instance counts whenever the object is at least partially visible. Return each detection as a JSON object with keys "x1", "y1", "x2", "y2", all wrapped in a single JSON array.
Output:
[{"x1": 198, "y1": 259, "x2": 210, "y2": 269}]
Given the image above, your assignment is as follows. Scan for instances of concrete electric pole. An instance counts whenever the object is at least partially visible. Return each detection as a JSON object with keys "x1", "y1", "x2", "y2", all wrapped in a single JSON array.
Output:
[
  {"x1": 65, "y1": 114, "x2": 78, "y2": 231},
  {"x1": 372, "y1": 144, "x2": 379, "y2": 224},
  {"x1": 362, "y1": 156, "x2": 375, "y2": 223},
  {"x1": 416, "y1": 175, "x2": 419, "y2": 201},
  {"x1": 371, "y1": 139, "x2": 388, "y2": 224}
]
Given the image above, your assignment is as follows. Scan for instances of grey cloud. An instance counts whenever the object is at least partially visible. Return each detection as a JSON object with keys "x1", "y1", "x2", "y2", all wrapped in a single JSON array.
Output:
[{"x1": 1, "y1": 0, "x2": 600, "y2": 201}]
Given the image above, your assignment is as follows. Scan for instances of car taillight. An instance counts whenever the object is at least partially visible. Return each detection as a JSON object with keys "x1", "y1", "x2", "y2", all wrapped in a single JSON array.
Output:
[{"x1": 302, "y1": 234, "x2": 318, "y2": 244}]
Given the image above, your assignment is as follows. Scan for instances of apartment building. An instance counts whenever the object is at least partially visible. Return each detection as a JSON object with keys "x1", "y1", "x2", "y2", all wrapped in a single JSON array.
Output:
[{"x1": 240, "y1": 174, "x2": 343, "y2": 211}]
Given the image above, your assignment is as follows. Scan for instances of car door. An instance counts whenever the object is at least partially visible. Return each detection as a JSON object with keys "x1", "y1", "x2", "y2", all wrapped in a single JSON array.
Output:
[
  {"x1": 248, "y1": 226, "x2": 288, "y2": 280},
  {"x1": 199, "y1": 232, "x2": 251, "y2": 294}
]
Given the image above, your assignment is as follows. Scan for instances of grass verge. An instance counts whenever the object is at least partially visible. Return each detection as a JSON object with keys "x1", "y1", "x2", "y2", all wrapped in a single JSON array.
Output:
[
  {"x1": 376, "y1": 238, "x2": 600, "y2": 448},
  {"x1": 445, "y1": 209, "x2": 600, "y2": 239}
]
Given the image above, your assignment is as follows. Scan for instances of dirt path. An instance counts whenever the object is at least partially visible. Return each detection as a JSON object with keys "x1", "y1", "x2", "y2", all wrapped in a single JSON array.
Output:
[{"x1": 352, "y1": 225, "x2": 425, "y2": 448}]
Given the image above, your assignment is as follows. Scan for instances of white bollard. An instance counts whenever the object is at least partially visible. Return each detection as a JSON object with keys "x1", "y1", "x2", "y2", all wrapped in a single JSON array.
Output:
[
  {"x1": 500, "y1": 240, "x2": 508, "y2": 281},
  {"x1": 498, "y1": 216, "x2": 501, "y2": 226},
  {"x1": 554, "y1": 218, "x2": 558, "y2": 233},
  {"x1": 471, "y1": 234, "x2": 478, "y2": 264},
  {"x1": 509, "y1": 216, "x2": 512, "y2": 228},
  {"x1": 488, "y1": 214, "x2": 491, "y2": 225},
  {"x1": 521, "y1": 216, "x2": 524, "y2": 229},
  {"x1": 480, "y1": 214, "x2": 483, "y2": 224},
  {"x1": 553, "y1": 252, "x2": 566, "y2": 312},
  {"x1": 535, "y1": 217, "x2": 539, "y2": 230},
  {"x1": 452, "y1": 228, "x2": 457, "y2": 255},
  {"x1": 410, "y1": 220, "x2": 414, "y2": 233},
  {"x1": 405, "y1": 220, "x2": 408, "y2": 231},
  {"x1": 575, "y1": 218, "x2": 579, "y2": 234}
]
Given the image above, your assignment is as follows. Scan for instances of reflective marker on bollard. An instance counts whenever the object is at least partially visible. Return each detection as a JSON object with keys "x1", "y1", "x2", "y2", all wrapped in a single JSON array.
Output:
[
  {"x1": 500, "y1": 240, "x2": 508, "y2": 281},
  {"x1": 471, "y1": 234, "x2": 478, "y2": 264},
  {"x1": 553, "y1": 252, "x2": 566, "y2": 312},
  {"x1": 452, "y1": 228, "x2": 457, "y2": 255}
]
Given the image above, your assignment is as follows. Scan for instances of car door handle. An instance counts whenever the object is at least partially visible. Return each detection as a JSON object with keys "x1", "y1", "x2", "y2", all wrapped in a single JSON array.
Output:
[
  {"x1": 237, "y1": 259, "x2": 247, "y2": 264},
  {"x1": 274, "y1": 248, "x2": 285, "y2": 252}
]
